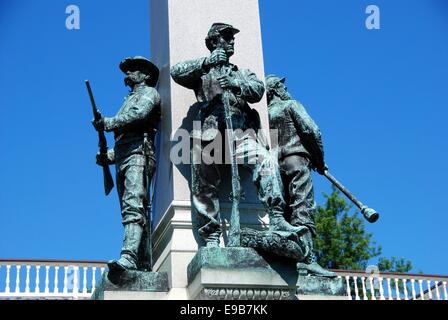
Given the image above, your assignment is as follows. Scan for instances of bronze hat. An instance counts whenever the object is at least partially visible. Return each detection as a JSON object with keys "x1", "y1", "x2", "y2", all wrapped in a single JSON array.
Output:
[
  {"x1": 206, "y1": 23, "x2": 240, "y2": 51},
  {"x1": 265, "y1": 75, "x2": 286, "y2": 91},
  {"x1": 119, "y1": 56, "x2": 159, "y2": 87}
]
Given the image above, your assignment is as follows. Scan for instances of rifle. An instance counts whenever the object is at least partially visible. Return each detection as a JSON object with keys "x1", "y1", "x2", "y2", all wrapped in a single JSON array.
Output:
[
  {"x1": 85, "y1": 80, "x2": 114, "y2": 196},
  {"x1": 202, "y1": 49, "x2": 243, "y2": 247},
  {"x1": 222, "y1": 89, "x2": 243, "y2": 247},
  {"x1": 138, "y1": 133, "x2": 155, "y2": 271}
]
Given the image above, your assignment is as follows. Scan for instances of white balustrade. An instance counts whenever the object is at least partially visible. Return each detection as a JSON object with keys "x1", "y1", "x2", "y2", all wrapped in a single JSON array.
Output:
[
  {"x1": 54, "y1": 266, "x2": 59, "y2": 294},
  {"x1": 394, "y1": 278, "x2": 401, "y2": 300},
  {"x1": 73, "y1": 266, "x2": 79, "y2": 299},
  {"x1": 402, "y1": 279, "x2": 409, "y2": 300},
  {"x1": 25, "y1": 265, "x2": 31, "y2": 293},
  {"x1": 378, "y1": 277, "x2": 385, "y2": 300},
  {"x1": 0, "y1": 259, "x2": 107, "y2": 299},
  {"x1": 345, "y1": 276, "x2": 351, "y2": 298},
  {"x1": 63, "y1": 266, "x2": 68, "y2": 294},
  {"x1": 418, "y1": 280, "x2": 424, "y2": 300},
  {"x1": 34, "y1": 265, "x2": 41, "y2": 293},
  {"x1": 351, "y1": 276, "x2": 359, "y2": 300},
  {"x1": 44, "y1": 266, "x2": 50, "y2": 294},
  {"x1": 410, "y1": 279, "x2": 416, "y2": 300},
  {"x1": 82, "y1": 267, "x2": 88, "y2": 294},
  {"x1": 369, "y1": 276, "x2": 376, "y2": 300},
  {"x1": 91, "y1": 266, "x2": 97, "y2": 294},
  {"x1": 443, "y1": 281, "x2": 447, "y2": 300},
  {"x1": 361, "y1": 276, "x2": 368, "y2": 300},
  {"x1": 15, "y1": 265, "x2": 21, "y2": 293},
  {"x1": 427, "y1": 280, "x2": 433, "y2": 300},
  {"x1": 387, "y1": 278, "x2": 393, "y2": 300},
  {"x1": 336, "y1": 271, "x2": 448, "y2": 301},
  {"x1": 434, "y1": 282, "x2": 440, "y2": 300},
  {"x1": 1, "y1": 260, "x2": 447, "y2": 300},
  {"x1": 5, "y1": 265, "x2": 11, "y2": 294}
]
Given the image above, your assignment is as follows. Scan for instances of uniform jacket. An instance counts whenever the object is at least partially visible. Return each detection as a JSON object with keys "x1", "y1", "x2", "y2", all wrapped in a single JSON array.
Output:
[
  {"x1": 104, "y1": 85, "x2": 161, "y2": 162},
  {"x1": 268, "y1": 98, "x2": 324, "y2": 169},
  {"x1": 171, "y1": 57, "x2": 264, "y2": 141}
]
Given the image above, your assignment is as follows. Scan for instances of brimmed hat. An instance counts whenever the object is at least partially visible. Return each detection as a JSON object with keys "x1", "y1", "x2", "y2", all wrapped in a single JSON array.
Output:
[
  {"x1": 119, "y1": 56, "x2": 159, "y2": 87},
  {"x1": 265, "y1": 75, "x2": 286, "y2": 91},
  {"x1": 205, "y1": 23, "x2": 240, "y2": 51}
]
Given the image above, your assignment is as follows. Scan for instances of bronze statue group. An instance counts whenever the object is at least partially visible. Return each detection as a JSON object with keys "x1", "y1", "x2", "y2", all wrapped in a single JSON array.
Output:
[{"x1": 91, "y1": 23, "x2": 337, "y2": 278}]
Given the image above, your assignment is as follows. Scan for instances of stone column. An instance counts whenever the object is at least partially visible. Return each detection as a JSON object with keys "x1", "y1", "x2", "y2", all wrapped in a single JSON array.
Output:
[{"x1": 150, "y1": 0, "x2": 269, "y2": 297}]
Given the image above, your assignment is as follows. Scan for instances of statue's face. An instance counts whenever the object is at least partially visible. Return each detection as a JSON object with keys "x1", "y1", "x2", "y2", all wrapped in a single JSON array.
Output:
[
  {"x1": 216, "y1": 31, "x2": 235, "y2": 57},
  {"x1": 275, "y1": 82, "x2": 292, "y2": 101},
  {"x1": 124, "y1": 70, "x2": 149, "y2": 87}
]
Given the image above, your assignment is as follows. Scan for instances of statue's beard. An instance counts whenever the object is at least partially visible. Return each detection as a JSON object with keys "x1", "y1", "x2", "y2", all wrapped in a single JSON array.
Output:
[
  {"x1": 125, "y1": 75, "x2": 145, "y2": 88},
  {"x1": 279, "y1": 91, "x2": 292, "y2": 101},
  {"x1": 124, "y1": 76, "x2": 136, "y2": 87}
]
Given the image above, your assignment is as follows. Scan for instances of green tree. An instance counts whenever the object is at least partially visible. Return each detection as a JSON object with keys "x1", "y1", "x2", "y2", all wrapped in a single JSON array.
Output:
[
  {"x1": 314, "y1": 187, "x2": 413, "y2": 272},
  {"x1": 378, "y1": 257, "x2": 413, "y2": 273}
]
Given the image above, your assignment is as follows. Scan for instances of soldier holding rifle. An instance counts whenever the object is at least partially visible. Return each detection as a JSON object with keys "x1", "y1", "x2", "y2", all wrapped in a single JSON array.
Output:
[
  {"x1": 171, "y1": 23, "x2": 305, "y2": 247},
  {"x1": 89, "y1": 56, "x2": 161, "y2": 272}
]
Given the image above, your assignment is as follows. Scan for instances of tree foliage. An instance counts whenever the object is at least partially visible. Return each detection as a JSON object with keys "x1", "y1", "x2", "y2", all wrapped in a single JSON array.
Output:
[
  {"x1": 378, "y1": 256, "x2": 413, "y2": 273},
  {"x1": 314, "y1": 187, "x2": 413, "y2": 273}
]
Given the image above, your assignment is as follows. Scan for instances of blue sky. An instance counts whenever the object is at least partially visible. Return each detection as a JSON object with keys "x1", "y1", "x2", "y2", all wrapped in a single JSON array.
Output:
[{"x1": 0, "y1": 0, "x2": 447, "y2": 275}]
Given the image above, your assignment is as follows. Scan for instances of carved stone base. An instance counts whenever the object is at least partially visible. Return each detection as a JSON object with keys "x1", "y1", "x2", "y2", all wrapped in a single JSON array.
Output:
[
  {"x1": 186, "y1": 247, "x2": 347, "y2": 300},
  {"x1": 92, "y1": 270, "x2": 169, "y2": 300}
]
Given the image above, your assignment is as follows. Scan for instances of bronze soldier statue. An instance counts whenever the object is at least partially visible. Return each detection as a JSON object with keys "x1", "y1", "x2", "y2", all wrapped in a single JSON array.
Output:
[
  {"x1": 266, "y1": 75, "x2": 336, "y2": 277},
  {"x1": 170, "y1": 23, "x2": 305, "y2": 247},
  {"x1": 92, "y1": 56, "x2": 161, "y2": 272}
]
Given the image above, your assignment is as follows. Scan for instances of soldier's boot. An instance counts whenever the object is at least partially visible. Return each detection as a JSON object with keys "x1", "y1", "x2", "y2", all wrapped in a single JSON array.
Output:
[
  {"x1": 203, "y1": 232, "x2": 221, "y2": 248},
  {"x1": 108, "y1": 223, "x2": 143, "y2": 272},
  {"x1": 296, "y1": 231, "x2": 337, "y2": 278},
  {"x1": 269, "y1": 210, "x2": 309, "y2": 235},
  {"x1": 198, "y1": 223, "x2": 221, "y2": 248}
]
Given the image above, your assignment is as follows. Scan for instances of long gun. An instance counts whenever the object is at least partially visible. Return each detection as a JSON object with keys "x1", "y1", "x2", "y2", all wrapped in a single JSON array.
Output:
[
  {"x1": 213, "y1": 45, "x2": 243, "y2": 247},
  {"x1": 85, "y1": 80, "x2": 114, "y2": 196},
  {"x1": 323, "y1": 170, "x2": 379, "y2": 223},
  {"x1": 202, "y1": 50, "x2": 243, "y2": 247},
  {"x1": 222, "y1": 89, "x2": 243, "y2": 247}
]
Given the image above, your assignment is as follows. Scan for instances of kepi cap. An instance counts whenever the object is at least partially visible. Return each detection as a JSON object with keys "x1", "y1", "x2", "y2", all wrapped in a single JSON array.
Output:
[{"x1": 266, "y1": 75, "x2": 286, "y2": 91}]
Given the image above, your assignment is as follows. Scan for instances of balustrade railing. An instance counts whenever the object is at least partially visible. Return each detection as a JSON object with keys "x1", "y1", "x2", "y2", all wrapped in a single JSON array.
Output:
[
  {"x1": 0, "y1": 259, "x2": 107, "y2": 300},
  {"x1": 1, "y1": 259, "x2": 446, "y2": 300},
  {"x1": 338, "y1": 270, "x2": 448, "y2": 300}
]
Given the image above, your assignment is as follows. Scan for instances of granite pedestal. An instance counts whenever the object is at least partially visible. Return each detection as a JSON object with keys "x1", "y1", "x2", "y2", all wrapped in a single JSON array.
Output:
[
  {"x1": 187, "y1": 247, "x2": 347, "y2": 300},
  {"x1": 92, "y1": 270, "x2": 169, "y2": 300}
]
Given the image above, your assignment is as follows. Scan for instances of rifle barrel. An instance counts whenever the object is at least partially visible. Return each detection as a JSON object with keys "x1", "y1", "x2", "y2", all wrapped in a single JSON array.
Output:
[
  {"x1": 85, "y1": 80, "x2": 114, "y2": 196},
  {"x1": 85, "y1": 80, "x2": 100, "y2": 120}
]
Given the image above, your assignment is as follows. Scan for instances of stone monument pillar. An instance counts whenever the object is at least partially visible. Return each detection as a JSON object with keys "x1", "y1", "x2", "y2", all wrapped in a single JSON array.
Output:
[
  {"x1": 148, "y1": 0, "x2": 346, "y2": 300},
  {"x1": 150, "y1": 0, "x2": 270, "y2": 298}
]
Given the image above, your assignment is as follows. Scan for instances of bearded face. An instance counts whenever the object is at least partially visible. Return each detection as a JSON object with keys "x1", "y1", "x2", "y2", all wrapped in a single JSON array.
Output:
[
  {"x1": 278, "y1": 86, "x2": 292, "y2": 100},
  {"x1": 124, "y1": 70, "x2": 149, "y2": 88},
  {"x1": 270, "y1": 83, "x2": 292, "y2": 101}
]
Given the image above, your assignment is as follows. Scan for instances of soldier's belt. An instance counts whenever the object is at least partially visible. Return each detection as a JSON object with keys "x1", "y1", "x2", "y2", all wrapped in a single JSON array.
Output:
[{"x1": 115, "y1": 132, "x2": 155, "y2": 146}]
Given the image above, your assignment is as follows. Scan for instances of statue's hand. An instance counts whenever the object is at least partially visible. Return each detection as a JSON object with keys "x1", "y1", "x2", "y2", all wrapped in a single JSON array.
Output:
[
  {"x1": 96, "y1": 152, "x2": 109, "y2": 166},
  {"x1": 205, "y1": 48, "x2": 227, "y2": 68},
  {"x1": 217, "y1": 75, "x2": 239, "y2": 91},
  {"x1": 91, "y1": 112, "x2": 105, "y2": 132},
  {"x1": 316, "y1": 163, "x2": 329, "y2": 175}
]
